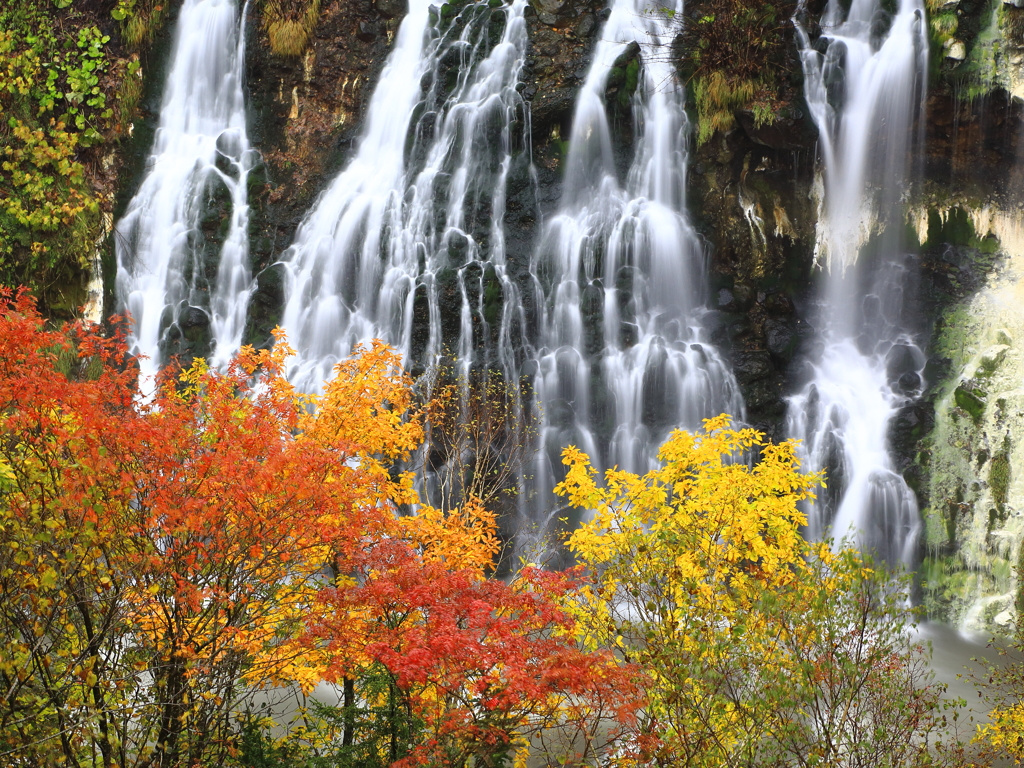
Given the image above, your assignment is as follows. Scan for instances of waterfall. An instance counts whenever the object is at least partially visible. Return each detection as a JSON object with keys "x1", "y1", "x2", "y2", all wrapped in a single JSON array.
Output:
[
  {"x1": 115, "y1": 0, "x2": 254, "y2": 389},
  {"x1": 278, "y1": 0, "x2": 529, "y2": 394},
  {"x1": 788, "y1": 0, "x2": 928, "y2": 564},
  {"x1": 523, "y1": 0, "x2": 743, "y2": 533}
]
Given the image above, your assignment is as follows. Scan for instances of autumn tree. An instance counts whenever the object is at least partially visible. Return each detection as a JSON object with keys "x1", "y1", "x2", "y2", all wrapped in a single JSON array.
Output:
[
  {"x1": 0, "y1": 291, "x2": 137, "y2": 767},
  {"x1": 265, "y1": 495, "x2": 640, "y2": 768},
  {"x1": 0, "y1": 290, "x2": 422, "y2": 767},
  {"x1": 557, "y1": 415, "x2": 967, "y2": 768},
  {"x1": 973, "y1": 564, "x2": 1024, "y2": 763}
]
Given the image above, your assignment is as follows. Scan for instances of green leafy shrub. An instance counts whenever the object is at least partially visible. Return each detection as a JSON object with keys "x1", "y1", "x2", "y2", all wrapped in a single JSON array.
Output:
[
  {"x1": 0, "y1": 2, "x2": 112, "y2": 296},
  {"x1": 0, "y1": 0, "x2": 148, "y2": 308},
  {"x1": 111, "y1": 0, "x2": 166, "y2": 49}
]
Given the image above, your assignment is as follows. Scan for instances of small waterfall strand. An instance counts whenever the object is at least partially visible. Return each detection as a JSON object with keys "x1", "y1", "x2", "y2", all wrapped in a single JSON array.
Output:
[
  {"x1": 522, "y1": 0, "x2": 743, "y2": 540},
  {"x1": 787, "y1": 0, "x2": 928, "y2": 564},
  {"x1": 115, "y1": 0, "x2": 254, "y2": 390},
  {"x1": 278, "y1": 0, "x2": 530, "y2": 394}
]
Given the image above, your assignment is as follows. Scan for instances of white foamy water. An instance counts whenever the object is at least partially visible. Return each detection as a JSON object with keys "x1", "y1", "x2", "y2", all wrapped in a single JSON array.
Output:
[
  {"x1": 788, "y1": 0, "x2": 928, "y2": 564},
  {"x1": 115, "y1": 0, "x2": 254, "y2": 390},
  {"x1": 278, "y1": 0, "x2": 529, "y2": 393},
  {"x1": 523, "y1": 0, "x2": 744, "y2": 534}
]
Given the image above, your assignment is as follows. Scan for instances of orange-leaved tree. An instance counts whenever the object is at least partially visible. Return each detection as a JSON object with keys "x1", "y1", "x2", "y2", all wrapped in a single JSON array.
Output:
[
  {"x1": 0, "y1": 289, "x2": 422, "y2": 768},
  {"x1": 295, "y1": 497, "x2": 643, "y2": 768},
  {"x1": 0, "y1": 288, "x2": 639, "y2": 768}
]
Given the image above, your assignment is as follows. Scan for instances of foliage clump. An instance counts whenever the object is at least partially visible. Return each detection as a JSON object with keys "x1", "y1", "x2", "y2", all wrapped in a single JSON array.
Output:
[
  {"x1": 0, "y1": 289, "x2": 639, "y2": 768},
  {"x1": 111, "y1": 0, "x2": 167, "y2": 49},
  {"x1": 675, "y1": 0, "x2": 796, "y2": 144},
  {"x1": 263, "y1": 0, "x2": 322, "y2": 57},
  {"x1": 989, "y1": 441, "x2": 1011, "y2": 510},
  {"x1": 0, "y1": 0, "x2": 145, "y2": 308},
  {"x1": 558, "y1": 416, "x2": 973, "y2": 766}
]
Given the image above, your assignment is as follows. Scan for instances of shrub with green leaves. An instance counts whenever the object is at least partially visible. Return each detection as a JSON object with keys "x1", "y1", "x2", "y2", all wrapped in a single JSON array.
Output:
[
  {"x1": 1, "y1": 3, "x2": 101, "y2": 297},
  {"x1": 0, "y1": 0, "x2": 139, "y2": 309}
]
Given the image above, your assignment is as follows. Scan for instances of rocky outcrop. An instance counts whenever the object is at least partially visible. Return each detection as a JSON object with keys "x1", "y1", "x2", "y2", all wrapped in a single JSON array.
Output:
[
  {"x1": 516, "y1": 0, "x2": 606, "y2": 218},
  {"x1": 241, "y1": 0, "x2": 398, "y2": 343},
  {"x1": 689, "y1": 115, "x2": 818, "y2": 439}
]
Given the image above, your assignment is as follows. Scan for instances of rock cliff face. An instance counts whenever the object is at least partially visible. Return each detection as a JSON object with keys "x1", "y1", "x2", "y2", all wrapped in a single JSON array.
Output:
[
  {"x1": 99, "y1": 0, "x2": 1024, "y2": 630},
  {"x1": 241, "y1": 0, "x2": 399, "y2": 344}
]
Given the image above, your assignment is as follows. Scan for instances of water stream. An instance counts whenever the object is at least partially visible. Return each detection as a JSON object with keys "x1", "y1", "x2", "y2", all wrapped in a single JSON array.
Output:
[
  {"x1": 522, "y1": 0, "x2": 743, "y2": 535},
  {"x1": 788, "y1": 0, "x2": 928, "y2": 564},
  {"x1": 115, "y1": 0, "x2": 254, "y2": 390},
  {"x1": 278, "y1": 0, "x2": 529, "y2": 394}
]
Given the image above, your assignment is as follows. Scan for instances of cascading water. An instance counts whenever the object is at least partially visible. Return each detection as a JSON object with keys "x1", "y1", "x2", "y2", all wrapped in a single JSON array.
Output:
[
  {"x1": 278, "y1": 0, "x2": 529, "y2": 394},
  {"x1": 115, "y1": 0, "x2": 254, "y2": 388},
  {"x1": 524, "y1": 0, "x2": 743, "y2": 531},
  {"x1": 788, "y1": 0, "x2": 928, "y2": 564}
]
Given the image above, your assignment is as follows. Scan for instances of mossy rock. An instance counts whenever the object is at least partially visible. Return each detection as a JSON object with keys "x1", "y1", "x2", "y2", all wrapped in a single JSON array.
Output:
[
  {"x1": 954, "y1": 383, "x2": 987, "y2": 425},
  {"x1": 990, "y1": 446, "x2": 1011, "y2": 509}
]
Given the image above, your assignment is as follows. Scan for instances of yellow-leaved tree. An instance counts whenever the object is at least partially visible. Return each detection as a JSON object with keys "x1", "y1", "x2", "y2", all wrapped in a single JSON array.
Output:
[{"x1": 558, "y1": 415, "x2": 970, "y2": 768}]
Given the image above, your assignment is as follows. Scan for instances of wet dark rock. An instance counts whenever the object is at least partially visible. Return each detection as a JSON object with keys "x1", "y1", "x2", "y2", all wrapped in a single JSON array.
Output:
[
  {"x1": 886, "y1": 343, "x2": 924, "y2": 382},
  {"x1": 447, "y1": 231, "x2": 471, "y2": 265},
  {"x1": 732, "y1": 283, "x2": 756, "y2": 311},
  {"x1": 244, "y1": 0, "x2": 396, "y2": 288},
  {"x1": 890, "y1": 402, "x2": 933, "y2": 469},
  {"x1": 357, "y1": 20, "x2": 379, "y2": 41},
  {"x1": 731, "y1": 349, "x2": 772, "y2": 384},
  {"x1": 375, "y1": 0, "x2": 406, "y2": 17},
  {"x1": 764, "y1": 317, "x2": 797, "y2": 361},
  {"x1": 738, "y1": 111, "x2": 814, "y2": 151},
  {"x1": 575, "y1": 13, "x2": 596, "y2": 38},
  {"x1": 180, "y1": 304, "x2": 209, "y2": 328},
  {"x1": 522, "y1": 0, "x2": 605, "y2": 135},
  {"x1": 763, "y1": 291, "x2": 795, "y2": 314},
  {"x1": 180, "y1": 305, "x2": 211, "y2": 344},
  {"x1": 897, "y1": 370, "x2": 923, "y2": 394},
  {"x1": 245, "y1": 263, "x2": 287, "y2": 349}
]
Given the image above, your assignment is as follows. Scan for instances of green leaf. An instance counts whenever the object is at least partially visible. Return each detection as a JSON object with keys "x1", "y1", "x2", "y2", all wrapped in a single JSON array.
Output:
[{"x1": 39, "y1": 567, "x2": 58, "y2": 589}]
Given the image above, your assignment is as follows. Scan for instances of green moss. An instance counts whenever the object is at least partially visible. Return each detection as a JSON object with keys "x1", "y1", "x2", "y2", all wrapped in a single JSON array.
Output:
[
  {"x1": 624, "y1": 59, "x2": 639, "y2": 92},
  {"x1": 924, "y1": 207, "x2": 976, "y2": 249},
  {"x1": 990, "y1": 445, "x2": 1011, "y2": 509},
  {"x1": 962, "y1": 0, "x2": 1001, "y2": 100},
  {"x1": 1016, "y1": 541, "x2": 1024, "y2": 623},
  {"x1": 923, "y1": 506, "x2": 950, "y2": 548},
  {"x1": 979, "y1": 234, "x2": 1001, "y2": 254},
  {"x1": 615, "y1": 60, "x2": 640, "y2": 109},
  {"x1": 935, "y1": 303, "x2": 983, "y2": 370},
  {"x1": 921, "y1": 553, "x2": 976, "y2": 622},
  {"x1": 954, "y1": 383, "x2": 987, "y2": 425},
  {"x1": 482, "y1": 266, "x2": 501, "y2": 325}
]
